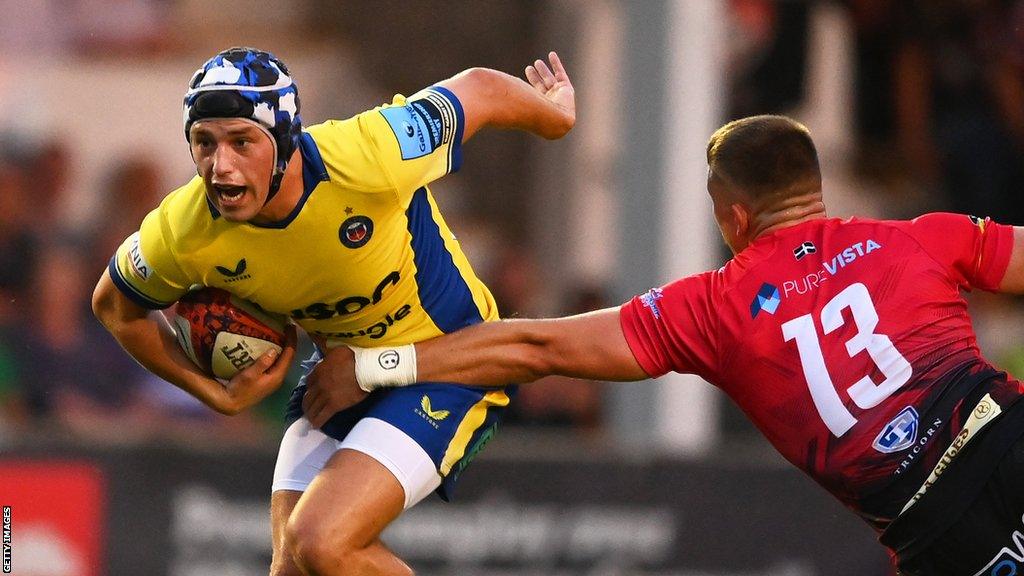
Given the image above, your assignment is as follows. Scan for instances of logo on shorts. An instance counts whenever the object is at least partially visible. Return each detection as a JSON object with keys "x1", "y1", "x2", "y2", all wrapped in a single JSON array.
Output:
[
  {"x1": 873, "y1": 406, "x2": 919, "y2": 453},
  {"x1": 972, "y1": 514, "x2": 1024, "y2": 576},
  {"x1": 339, "y1": 216, "x2": 374, "y2": 249},
  {"x1": 750, "y1": 283, "x2": 781, "y2": 318},
  {"x1": 378, "y1": 350, "x2": 400, "y2": 370},
  {"x1": 420, "y1": 396, "x2": 449, "y2": 421},
  {"x1": 415, "y1": 395, "x2": 449, "y2": 429},
  {"x1": 451, "y1": 422, "x2": 497, "y2": 481}
]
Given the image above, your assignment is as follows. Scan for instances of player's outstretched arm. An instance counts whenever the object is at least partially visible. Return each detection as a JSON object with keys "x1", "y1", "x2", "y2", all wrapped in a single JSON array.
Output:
[
  {"x1": 415, "y1": 308, "x2": 647, "y2": 384},
  {"x1": 91, "y1": 269, "x2": 297, "y2": 415},
  {"x1": 439, "y1": 51, "x2": 575, "y2": 142},
  {"x1": 302, "y1": 308, "x2": 647, "y2": 427}
]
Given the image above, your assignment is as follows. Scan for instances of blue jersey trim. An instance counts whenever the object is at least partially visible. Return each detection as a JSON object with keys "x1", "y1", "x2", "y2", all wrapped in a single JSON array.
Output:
[
  {"x1": 107, "y1": 256, "x2": 173, "y2": 310},
  {"x1": 406, "y1": 187, "x2": 483, "y2": 333},
  {"x1": 206, "y1": 195, "x2": 221, "y2": 219},
  {"x1": 299, "y1": 131, "x2": 330, "y2": 194},
  {"x1": 250, "y1": 132, "x2": 329, "y2": 229},
  {"x1": 429, "y1": 86, "x2": 464, "y2": 173}
]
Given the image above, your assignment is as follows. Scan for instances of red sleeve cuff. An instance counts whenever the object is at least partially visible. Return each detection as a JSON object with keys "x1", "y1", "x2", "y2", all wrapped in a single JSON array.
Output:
[
  {"x1": 976, "y1": 220, "x2": 1015, "y2": 291},
  {"x1": 618, "y1": 299, "x2": 667, "y2": 378}
]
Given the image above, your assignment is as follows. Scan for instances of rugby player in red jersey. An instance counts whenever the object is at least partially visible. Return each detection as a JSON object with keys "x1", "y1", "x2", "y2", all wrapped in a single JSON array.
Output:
[{"x1": 302, "y1": 115, "x2": 1024, "y2": 576}]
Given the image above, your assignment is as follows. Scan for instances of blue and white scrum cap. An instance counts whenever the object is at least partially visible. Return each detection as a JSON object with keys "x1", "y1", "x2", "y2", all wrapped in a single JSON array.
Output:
[{"x1": 183, "y1": 47, "x2": 302, "y2": 199}]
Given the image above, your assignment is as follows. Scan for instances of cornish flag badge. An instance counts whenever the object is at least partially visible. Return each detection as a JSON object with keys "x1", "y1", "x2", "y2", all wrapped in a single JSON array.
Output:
[{"x1": 793, "y1": 241, "x2": 816, "y2": 260}]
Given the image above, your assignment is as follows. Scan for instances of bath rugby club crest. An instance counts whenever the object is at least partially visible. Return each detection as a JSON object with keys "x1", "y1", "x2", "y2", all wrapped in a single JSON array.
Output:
[{"x1": 339, "y1": 215, "x2": 374, "y2": 248}]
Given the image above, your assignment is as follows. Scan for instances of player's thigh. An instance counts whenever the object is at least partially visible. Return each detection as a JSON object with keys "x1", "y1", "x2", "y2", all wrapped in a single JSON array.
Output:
[
  {"x1": 271, "y1": 490, "x2": 302, "y2": 551},
  {"x1": 288, "y1": 448, "x2": 406, "y2": 549},
  {"x1": 269, "y1": 490, "x2": 303, "y2": 576},
  {"x1": 273, "y1": 414, "x2": 441, "y2": 509}
]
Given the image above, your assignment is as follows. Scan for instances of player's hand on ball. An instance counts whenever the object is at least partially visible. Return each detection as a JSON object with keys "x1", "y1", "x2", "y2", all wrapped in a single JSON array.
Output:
[
  {"x1": 525, "y1": 51, "x2": 575, "y2": 136},
  {"x1": 221, "y1": 324, "x2": 298, "y2": 414},
  {"x1": 302, "y1": 345, "x2": 368, "y2": 428}
]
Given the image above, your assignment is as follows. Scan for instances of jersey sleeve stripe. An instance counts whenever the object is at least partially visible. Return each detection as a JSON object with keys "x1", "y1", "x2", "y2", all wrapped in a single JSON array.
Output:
[
  {"x1": 420, "y1": 91, "x2": 455, "y2": 172},
  {"x1": 406, "y1": 187, "x2": 483, "y2": 332},
  {"x1": 423, "y1": 86, "x2": 464, "y2": 173},
  {"x1": 107, "y1": 256, "x2": 174, "y2": 310}
]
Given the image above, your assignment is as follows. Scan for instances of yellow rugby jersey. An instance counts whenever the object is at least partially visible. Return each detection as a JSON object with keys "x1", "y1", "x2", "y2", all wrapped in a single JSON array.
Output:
[{"x1": 111, "y1": 86, "x2": 499, "y2": 347}]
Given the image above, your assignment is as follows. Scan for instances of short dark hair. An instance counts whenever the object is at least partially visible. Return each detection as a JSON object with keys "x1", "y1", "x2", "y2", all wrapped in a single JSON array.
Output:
[{"x1": 706, "y1": 115, "x2": 821, "y2": 200}]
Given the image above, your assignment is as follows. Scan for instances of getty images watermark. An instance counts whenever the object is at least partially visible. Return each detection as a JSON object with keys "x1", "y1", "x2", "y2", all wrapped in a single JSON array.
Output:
[{"x1": 2, "y1": 505, "x2": 10, "y2": 574}]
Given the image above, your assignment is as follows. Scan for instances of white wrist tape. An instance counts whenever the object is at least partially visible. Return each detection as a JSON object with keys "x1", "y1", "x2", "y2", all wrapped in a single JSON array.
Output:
[{"x1": 350, "y1": 344, "x2": 417, "y2": 393}]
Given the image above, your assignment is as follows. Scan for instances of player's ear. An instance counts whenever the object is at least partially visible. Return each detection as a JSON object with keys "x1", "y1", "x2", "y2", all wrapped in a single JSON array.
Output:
[{"x1": 730, "y1": 203, "x2": 749, "y2": 239}]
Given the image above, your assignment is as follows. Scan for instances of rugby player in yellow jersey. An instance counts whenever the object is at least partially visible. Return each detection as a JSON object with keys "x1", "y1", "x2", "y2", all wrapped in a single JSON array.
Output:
[{"x1": 92, "y1": 47, "x2": 575, "y2": 575}]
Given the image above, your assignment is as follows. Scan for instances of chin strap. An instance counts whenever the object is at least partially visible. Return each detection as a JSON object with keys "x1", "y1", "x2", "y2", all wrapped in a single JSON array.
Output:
[
  {"x1": 264, "y1": 170, "x2": 284, "y2": 206},
  {"x1": 262, "y1": 141, "x2": 294, "y2": 207}
]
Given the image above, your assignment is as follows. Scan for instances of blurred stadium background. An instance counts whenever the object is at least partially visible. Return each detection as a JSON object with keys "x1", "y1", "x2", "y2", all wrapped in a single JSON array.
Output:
[{"x1": 1, "y1": 0, "x2": 1023, "y2": 574}]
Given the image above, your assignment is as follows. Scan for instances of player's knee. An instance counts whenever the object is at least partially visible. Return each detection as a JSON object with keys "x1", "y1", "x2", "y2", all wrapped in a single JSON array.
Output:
[
  {"x1": 268, "y1": 552, "x2": 305, "y2": 576},
  {"x1": 284, "y1": 515, "x2": 360, "y2": 575}
]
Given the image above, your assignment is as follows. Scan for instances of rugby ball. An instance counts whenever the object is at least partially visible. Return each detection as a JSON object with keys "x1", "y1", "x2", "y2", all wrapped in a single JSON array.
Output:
[{"x1": 172, "y1": 287, "x2": 287, "y2": 380}]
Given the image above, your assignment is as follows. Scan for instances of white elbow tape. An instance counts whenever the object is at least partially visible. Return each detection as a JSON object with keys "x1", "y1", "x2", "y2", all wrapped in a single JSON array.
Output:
[{"x1": 350, "y1": 344, "x2": 418, "y2": 393}]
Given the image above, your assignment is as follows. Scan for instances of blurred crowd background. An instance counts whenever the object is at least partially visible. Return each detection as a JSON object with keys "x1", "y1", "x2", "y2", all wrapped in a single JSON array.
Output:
[{"x1": 0, "y1": 0, "x2": 1022, "y2": 450}]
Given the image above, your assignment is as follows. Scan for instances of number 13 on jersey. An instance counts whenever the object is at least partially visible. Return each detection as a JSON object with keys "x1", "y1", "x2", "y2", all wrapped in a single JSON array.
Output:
[{"x1": 782, "y1": 283, "x2": 913, "y2": 437}]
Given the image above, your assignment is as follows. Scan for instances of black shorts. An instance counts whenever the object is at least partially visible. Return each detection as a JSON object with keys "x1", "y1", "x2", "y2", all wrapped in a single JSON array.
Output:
[{"x1": 888, "y1": 398, "x2": 1024, "y2": 576}]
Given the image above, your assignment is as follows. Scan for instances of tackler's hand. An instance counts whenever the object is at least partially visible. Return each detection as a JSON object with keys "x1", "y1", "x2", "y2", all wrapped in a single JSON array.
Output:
[{"x1": 302, "y1": 345, "x2": 368, "y2": 428}]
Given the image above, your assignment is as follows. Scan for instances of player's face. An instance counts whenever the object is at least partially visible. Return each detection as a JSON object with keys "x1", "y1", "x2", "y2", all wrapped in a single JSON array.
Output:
[{"x1": 190, "y1": 119, "x2": 275, "y2": 222}]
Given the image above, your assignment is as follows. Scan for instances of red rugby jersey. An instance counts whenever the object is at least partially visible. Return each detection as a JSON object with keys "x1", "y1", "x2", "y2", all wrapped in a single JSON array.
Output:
[{"x1": 620, "y1": 213, "x2": 1022, "y2": 526}]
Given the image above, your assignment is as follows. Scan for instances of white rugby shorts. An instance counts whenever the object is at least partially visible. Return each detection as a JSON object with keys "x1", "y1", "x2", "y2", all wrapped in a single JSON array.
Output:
[{"x1": 272, "y1": 416, "x2": 442, "y2": 509}]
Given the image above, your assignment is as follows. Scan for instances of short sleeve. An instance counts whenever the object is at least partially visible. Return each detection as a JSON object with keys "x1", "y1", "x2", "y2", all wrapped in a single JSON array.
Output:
[
  {"x1": 308, "y1": 87, "x2": 464, "y2": 199},
  {"x1": 364, "y1": 86, "x2": 464, "y2": 193},
  {"x1": 618, "y1": 271, "x2": 719, "y2": 380},
  {"x1": 109, "y1": 208, "x2": 191, "y2": 309},
  {"x1": 902, "y1": 213, "x2": 1014, "y2": 291}
]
